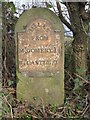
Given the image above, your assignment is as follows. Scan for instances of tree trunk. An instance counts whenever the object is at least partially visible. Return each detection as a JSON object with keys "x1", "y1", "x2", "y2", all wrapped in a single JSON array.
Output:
[
  {"x1": 56, "y1": 2, "x2": 89, "y2": 77},
  {"x1": 72, "y1": 31, "x2": 88, "y2": 77},
  {"x1": 66, "y1": 2, "x2": 89, "y2": 77}
]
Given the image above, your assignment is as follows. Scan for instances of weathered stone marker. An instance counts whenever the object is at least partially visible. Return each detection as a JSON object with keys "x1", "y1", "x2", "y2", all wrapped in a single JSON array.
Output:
[{"x1": 15, "y1": 8, "x2": 64, "y2": 105}]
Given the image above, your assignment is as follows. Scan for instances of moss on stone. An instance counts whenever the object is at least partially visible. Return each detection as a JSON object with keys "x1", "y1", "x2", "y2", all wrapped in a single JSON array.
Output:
[{"x1": 15, "y1": 8, "x2": 64, "y2": 106}]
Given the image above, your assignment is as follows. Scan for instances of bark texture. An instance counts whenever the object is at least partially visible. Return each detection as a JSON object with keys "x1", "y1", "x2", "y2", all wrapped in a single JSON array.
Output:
[{"x1": 57, "y1": 2, "x2": 89, "y2": 77}]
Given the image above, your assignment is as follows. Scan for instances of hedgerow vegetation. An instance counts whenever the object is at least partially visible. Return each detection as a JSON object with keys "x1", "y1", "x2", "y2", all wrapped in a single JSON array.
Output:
[{"x1": 1, "y1": 1, "x2": 90, "y2": 119}]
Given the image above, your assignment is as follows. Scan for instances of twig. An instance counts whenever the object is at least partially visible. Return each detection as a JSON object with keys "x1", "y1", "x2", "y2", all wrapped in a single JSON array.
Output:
[
  {"x1": 40, "y1": 97, "x2": 47, "y2": 117},
  {"x1": 81, "y1": 94, "x2": 89, "y2": 117},
  {"x1": 81, "y1": 18, "x2": 88, "y2": 35},
  {"x1": 81, "y1": 105, "x2": 89, "y2": 117},
  {"x1": 26, "y1": 109, "x2": 38, "y2": 118},
  {"x1": 74, "y1": 73, "x2": 90, "y2": 84},
  {"x1": 65, "y1": 70, "x2": 74, "y2": 80},
  {"x1": 2, "y1": 93, "x2": 14, "y2": 119},
  {"x1": 56, "y1": 2, "x2": 74, "y2": 32},
  {"x1": 3, "y1": 57, "x2": 10, "y2": 76}
]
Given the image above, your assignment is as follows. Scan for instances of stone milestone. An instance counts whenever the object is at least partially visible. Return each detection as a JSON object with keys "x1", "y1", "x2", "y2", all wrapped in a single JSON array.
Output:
[{"x1": 15, "y1": 8, "x2": 64, "y2": 105}]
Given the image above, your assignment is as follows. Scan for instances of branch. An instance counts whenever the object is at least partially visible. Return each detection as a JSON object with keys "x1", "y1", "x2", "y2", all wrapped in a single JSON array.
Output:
[
  {"x1": 56, "y1": 2, "x2": 74, "y2": 32},
  {"x1": 3, "y1": 93, "x2": 14, "y2": 119},
  {"x1": 74, "y1": 73, "x2": 90, "y2": 85}
]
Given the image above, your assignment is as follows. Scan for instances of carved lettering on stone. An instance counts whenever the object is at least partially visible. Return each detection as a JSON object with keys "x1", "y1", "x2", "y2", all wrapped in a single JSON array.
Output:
[{"x1": 18, "y1": 19, "x2": 61, "y2": 76}]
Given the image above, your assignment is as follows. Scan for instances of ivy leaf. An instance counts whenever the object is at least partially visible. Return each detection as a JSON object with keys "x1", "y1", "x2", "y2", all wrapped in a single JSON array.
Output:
[
  {"x1": 7, "y1": 2, "x2": 16, "y2": 13},
  {"x1": 76, "y1": 68, "x2": 86, "y2": 75}
]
